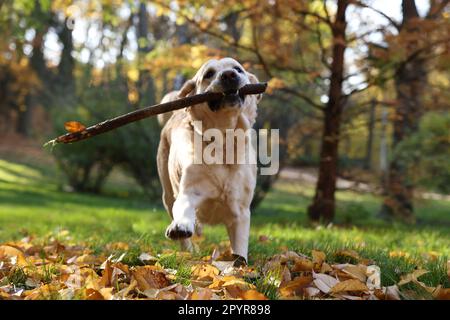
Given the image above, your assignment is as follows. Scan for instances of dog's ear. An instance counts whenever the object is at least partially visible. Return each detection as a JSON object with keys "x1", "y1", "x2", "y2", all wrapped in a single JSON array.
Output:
[
  {"x1": 178, "y1": 79, "x2": 196, "y2": 98},
  {"x1": 246, "y1": 72, "x2": 263, "y2": 103}
]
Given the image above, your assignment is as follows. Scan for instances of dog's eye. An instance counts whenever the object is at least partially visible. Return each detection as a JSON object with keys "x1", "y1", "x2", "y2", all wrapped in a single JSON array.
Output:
[
  {"x1": 233, "y1": 66, "x2": 244, "y2": 73},
  {"x1": 204, "y1": 69, "x2": 215, "y2": 79}
]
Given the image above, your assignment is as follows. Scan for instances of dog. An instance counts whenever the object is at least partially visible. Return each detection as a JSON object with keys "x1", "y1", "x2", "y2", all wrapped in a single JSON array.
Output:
[{"x1": 156, "y1": 58, "x2": 262, "y2": 266}]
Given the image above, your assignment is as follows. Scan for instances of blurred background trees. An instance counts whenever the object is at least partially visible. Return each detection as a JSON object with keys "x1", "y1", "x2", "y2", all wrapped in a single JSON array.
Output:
[{"x1": 0, "y1": 0, "x2": 448, "y2": 223}]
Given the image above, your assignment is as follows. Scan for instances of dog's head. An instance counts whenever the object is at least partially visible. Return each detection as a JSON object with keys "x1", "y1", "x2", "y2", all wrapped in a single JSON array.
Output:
[{"x1": 178, "y1": 58, "x2": 262, "y2": 112}]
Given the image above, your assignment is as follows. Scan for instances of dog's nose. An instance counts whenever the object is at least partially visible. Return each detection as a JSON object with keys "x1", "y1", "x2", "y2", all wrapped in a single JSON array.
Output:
[{"x1": 220, "y1": 70, "x2": 239, "y2": 89}]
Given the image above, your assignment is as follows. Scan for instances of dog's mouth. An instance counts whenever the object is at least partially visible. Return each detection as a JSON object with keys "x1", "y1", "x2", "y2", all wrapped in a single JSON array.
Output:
[{"x1": 208, "y1": 89, "x2": 245, "y2": 112}]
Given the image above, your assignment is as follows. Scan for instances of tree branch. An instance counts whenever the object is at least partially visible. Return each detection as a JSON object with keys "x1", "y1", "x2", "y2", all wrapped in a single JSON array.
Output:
[
  {"x1": 45, "y1": 83, "x2": 267, "y2": 145},
  {"x1": 353, "y1": 1, "x2": 401, "y2": 30},
  {"x1": 426, "y1": 0, "x2": 450, "y2": 19}
]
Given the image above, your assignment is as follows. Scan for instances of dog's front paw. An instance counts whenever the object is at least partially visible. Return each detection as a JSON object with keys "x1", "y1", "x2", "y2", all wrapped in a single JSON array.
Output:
[
  {"x1": 165, "y1": 220, "x2": 194, "y2": 240},
  {"x1": 232, "y1": 254, "x2": 247, "y2": 267}
]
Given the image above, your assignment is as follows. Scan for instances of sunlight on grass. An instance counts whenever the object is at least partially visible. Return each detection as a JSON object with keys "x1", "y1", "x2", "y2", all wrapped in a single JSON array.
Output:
[
  {"x1": 0, "y1": 159, "x2": 43, "y2": 184},
  {"x1": 0, "y1": 158, "x2": 449, "y2": 289}
]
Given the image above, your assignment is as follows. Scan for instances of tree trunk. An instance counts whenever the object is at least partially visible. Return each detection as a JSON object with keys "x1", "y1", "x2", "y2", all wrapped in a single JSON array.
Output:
[
  {"x1": 379, "y1": 0, "x2": 427, "y2": 223},
  {"x1": 57, "y1": 18, "x2": 75, "y2": 102},
  {"x1": 364, "y1": 99, "x2": 376, "y2": 169},
  {"x1": 307, "y1": 0, "x2": 349, "y2": 223},
  {"x1": 379, "y1": 105, "x2": 389, "y2": 190},
  {"x1": 16, "y1": 28, "x2": 47, "y2": 136}
]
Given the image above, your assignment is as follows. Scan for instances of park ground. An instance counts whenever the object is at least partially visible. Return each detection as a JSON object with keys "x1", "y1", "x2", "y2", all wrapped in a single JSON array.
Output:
[{"x1": 0, "y1": 145, "x2": 449, "y2": 300}]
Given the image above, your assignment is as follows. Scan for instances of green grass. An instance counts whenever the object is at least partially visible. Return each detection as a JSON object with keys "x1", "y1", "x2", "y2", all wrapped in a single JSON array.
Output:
[{"x1": 0, "y1": 158, "x2": 449, "y2": 290}]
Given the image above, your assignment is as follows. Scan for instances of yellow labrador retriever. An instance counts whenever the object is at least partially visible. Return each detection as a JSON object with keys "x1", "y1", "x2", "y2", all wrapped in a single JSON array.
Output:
[{"x1": 157, "y1": 58, "x2": 262, "y2": 265}]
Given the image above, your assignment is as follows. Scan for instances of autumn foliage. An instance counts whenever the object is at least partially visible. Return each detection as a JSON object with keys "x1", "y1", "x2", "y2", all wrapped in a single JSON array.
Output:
[{"x1": 1, "y1": 235, "x2": 449, "y2": 300}]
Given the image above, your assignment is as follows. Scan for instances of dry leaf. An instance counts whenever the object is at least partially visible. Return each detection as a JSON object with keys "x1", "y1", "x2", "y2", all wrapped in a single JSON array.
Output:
[
  {"x1": 434, "y1": 288, "x2": 450, "y2": 300},
  {"x1": 313, "y1": 272, "x2": 339, "y2": 294},
  {"x1": 0, "y1": 245, "x2": 28, "y2": 266},
  {"x1": 99, "y1": 287, "x2": 114, "y2": 300},
  {"x1": 330, "y1": 279, "x2": 369, "y2": 293},
  {"x1": 241, "y1": 290, "x2": 268, "y2": 300},
  {"x1": 336, "y1": 294, "x2": 364, "y2": 300},
  {"x1": 138, "y1": 252, "x2": 158, "y2": 263},
  {"x1": 279, "y1": 265, "x2": 292, "y2": 287},
  {"x1": 312, "y1": 250, "x2": 326, "y2": 265},
  {"x1": 320, "y1": 263, "x2": 333, "y2": 273},
  {"x1": 222, "y1": 277, "x2": 255, "y2": 290},
  {"x1": 132, "y1": 266, "x2": 170, "y2": 291},
  {"x1": 75, "y1": 254, "x2": 99, "y2": 265},
  {"x1": 156, "y1": 291, "x2": 180, "y2": 300},
  {"x1": 190, "y1": 287, "x2": 213, "y2": 300},
  {"x1": 384, "y1": 285, "x2": 401, "y2": 300},
  {"x1": 366, "y1": 265, "x2": 381, "y2": 290},
  {"x1": 85, "y1": 288, "x2": 104, "y2": 300},
  {"x1": 398, "y1": 269, "x2": 429, "y2": 286},
  {"x1": 99, "y1": 260, "x2": 112, "y2": 287},
  {"x1": 342, "y1": 264, "x2": 367, "y2": 282},
  {"x1": 211, "y1": 261, "x2": 234, "y2": 273},
  {"x1": 64, "y1": 121, "x2": 86, "y2": 133},
  {"x1": 279, "y1": 276, "x2": 313, "y2": 297},
  {"x1": 191, "y1": 264, "x2": 220, "y2": 281},
  {"x1": 292, "y1": 258, "x2": 314, "y2": 272},
  {"x1": 335, "y1": 249, "x2": 360, "y2": 261},
  {"x1": 304, "y1": 287, "x2": 320, "y2": 298}
]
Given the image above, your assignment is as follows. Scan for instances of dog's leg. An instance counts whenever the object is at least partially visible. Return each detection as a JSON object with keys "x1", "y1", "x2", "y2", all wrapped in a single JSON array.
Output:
[
  {"x1": 180, "y1": 238, "x2": 193, "y2": 251},
  {"x1": 226, "y1": 209, "x2": 250, "y2": 267},
  {"x1": 165, "y1": 192, "x2": 204, "y2": 240}
]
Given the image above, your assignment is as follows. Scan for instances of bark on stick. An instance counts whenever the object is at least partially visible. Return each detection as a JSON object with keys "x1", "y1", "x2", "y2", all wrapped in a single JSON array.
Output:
[{"x1": 45, "y1": 83, "x2": 267, "y2": 145}]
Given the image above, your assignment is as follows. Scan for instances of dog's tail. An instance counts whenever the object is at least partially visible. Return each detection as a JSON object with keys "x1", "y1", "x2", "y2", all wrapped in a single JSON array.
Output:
[{"x1": 157, "y1": 91, "x2": 180, "y2": 126}]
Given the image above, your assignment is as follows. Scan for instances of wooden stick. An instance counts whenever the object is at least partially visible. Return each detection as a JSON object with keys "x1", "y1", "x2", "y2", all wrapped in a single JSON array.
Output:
[{"x1": 45, "y1": 83, "x2": 267, "y2": 145}]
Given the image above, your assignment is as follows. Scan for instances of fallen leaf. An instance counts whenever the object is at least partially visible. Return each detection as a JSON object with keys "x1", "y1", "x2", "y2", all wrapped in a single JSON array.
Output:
[
  {"x1": 0, "y1": 245, "x2": 28, "y2": 266},
  {"x1": 330, "y1": 279, "x2": 369, "y2": 293},
  {"x1": 106, "y1": 242, "x2": 129, "y2": 251},
  {"x1": 222, "y1": 276, "x2": 255, "y2": 290},
  {"x1": 335, "y1": 249, "x2": 360, "y2": 261},
  {"x1": 191, "y1": 264, "x2": 220, "y2": 281},
  {"x1": 292, "y1": 258, "x2": 314, "y2": 272},
  {"x1": 139, "y1": 253, "x2": 157, "y2": 263},
  {"x1": 342, "y1": 264, "x2": 367, "y2": 282},
  {"x1": 366, "y1": 265, "x2": 381, "y2": 290},
  {"x1": 304, "y1": 287, "x2": 320, "y2": 298},
  {"x1": 85, "y1": 288, "x2": 104, "y2": 300},
  {"x1": 75, "y1": 254, "x2": 99, "y2": 265},
  {"x1": 211, "y1": 261, "x2": 234, "y2": 273},
  {"x1": 64, "y1": 121, "x2": 86, "y2": 133},
  {"x1": 279, "y1": 276, "x2": 313, "y2": 297},
  {"x1": 312, "y1": 272, "x2": 339, "y2": 294},
  {"x1": 117, "y1": 278, "x2": 137, "y2": 298},
  {"x1": 156, "y1": 290, "x2": 180, "y2": 300},
  {"x1": 384, "y1": 285, "x2": 401, "y2": 300},
  {"x1": 336, "y1": 294, "x2": 364, "y2": 300},
  {"x1": 99, "y1": 287, "x2": 114, "y2": 300},
  {"x1": 279, "y1": 265, "x2": 292, "y2": 287},
  {"x1": 320, "y1": 263, "x2": 333, "y2": 273},
  {"x1": 312, "y1": 250, "x2": 326, "y2": 265},
  {"x1": 434, "y1": 288, "x2": 450, "y2": 300},
  {"x1": 190, "y1": 287, "x2": 213, "y2": 300},
  {"x1": 132, "y1": 266, "x2": 170, "y2": 291},
  {"x1": 99, "y1": 260, "x2": 112, "y2": 287},
  {"x1": 241, "y1": 290, "x2": 268, "y2": 300},
  {"x1": 398, "y1": 269, "x2": 429, "y2": 286}
]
